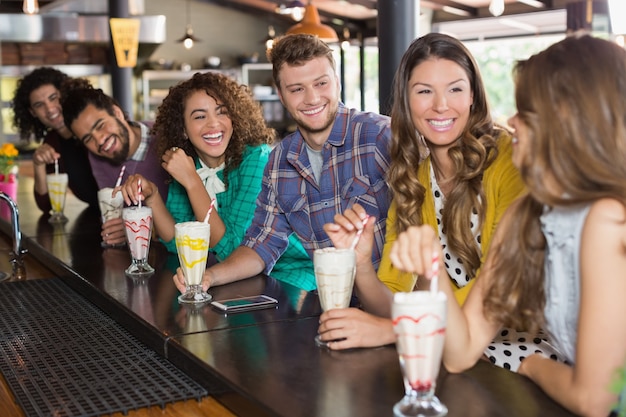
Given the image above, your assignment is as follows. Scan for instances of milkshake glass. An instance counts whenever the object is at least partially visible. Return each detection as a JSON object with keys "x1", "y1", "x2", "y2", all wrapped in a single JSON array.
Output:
[
  {"x1": 392, "y1": 291, "x2": 448, "y2": 417},
  {"x1": 175, "y1": 221, "x2": 212, "y2": 304},
  {"x1": 314, "y1": 247, "x2": 356, "y2": 346},
  {"x1": 46, "y1": 173, "x2": 68, "y2": 223},
  {"x1": 97, "y1": 187, "x2": 125, "y2": 248},
  {"x1": 122, "y1": 206, "x2": 154, "y2": 278}
]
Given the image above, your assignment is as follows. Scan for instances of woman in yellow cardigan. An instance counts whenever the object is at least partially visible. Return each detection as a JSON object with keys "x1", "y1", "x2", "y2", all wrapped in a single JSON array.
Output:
[{"x1": 319, "y1": 34, "x2": 559, "y2": 371}]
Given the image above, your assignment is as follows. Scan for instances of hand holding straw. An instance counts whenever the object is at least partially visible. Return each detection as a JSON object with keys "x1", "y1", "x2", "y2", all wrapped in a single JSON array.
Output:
[
  {"x1": 430, "y1": 252, "x2": 439, "y2": 296},
  {"x1": 137, "y1": 179, "x2": 142, "y2": 208},
  {"x1": 203, "y1": 198, "x2": 216, "y2": 223},
  {"x1": 350, "y1": 215, "x2": 369, "y2": 250},
  {"x1": 115, "y1": 165, "x2": 126, "y2": 187}
]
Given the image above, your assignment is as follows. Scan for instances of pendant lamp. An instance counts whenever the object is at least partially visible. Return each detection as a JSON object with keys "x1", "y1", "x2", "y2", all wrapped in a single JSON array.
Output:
[
  {"x1": 23, "y1": 0, "x2": 39, "y2": 14},
  {"x1": 177, "y1": 0, "x2": 202, "y2": 49},
  {"x1": 286, "y1": 1, "x2": 338, "y2": 43}
]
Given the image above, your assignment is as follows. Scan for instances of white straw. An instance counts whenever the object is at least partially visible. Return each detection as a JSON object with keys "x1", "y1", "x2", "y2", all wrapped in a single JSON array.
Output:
[
  {"x1": 430, "y1": 252, "x2": 439, "y2": 296},
  {"x1": 115, "y1": 165, "x2": 126, "y2": 187},
  {"x1": 54, "y1": 159, "x2": 59, "y2": 175},
  {"x1": 350, "y1": 216, "x2": 369, "y2": 250}
]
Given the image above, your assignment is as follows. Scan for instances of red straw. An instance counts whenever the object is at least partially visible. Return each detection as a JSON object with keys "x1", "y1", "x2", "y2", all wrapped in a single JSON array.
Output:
[
  {"x1": 203, "y1": 198, "x2": 216, "y2": 223},
  {"x1": 115, "y1": 165, "x2": 126, "y2": 187},
  {"x1": 430, "y1": 252, "x2": 439, "y2": 295},
  {"x1": 137, "y1": 178, "x2": 142, "y2": 208}
]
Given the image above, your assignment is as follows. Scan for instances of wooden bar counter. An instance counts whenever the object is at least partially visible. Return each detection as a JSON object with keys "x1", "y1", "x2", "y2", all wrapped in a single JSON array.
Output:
[{"x1": 0, "y1": 164, "x2": 576, "y2": 417}]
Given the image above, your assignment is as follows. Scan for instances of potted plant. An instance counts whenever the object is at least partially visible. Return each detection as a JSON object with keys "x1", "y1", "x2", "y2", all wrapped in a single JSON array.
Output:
[{"x1": 0, "y1": 143, "x2": 19, "y2": 200}]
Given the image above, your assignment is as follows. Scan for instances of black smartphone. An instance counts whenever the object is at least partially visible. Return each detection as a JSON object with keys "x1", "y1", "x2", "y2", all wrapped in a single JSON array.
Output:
[{"x1": 210, "y1": 295, "x2": 278, "y2": 313}]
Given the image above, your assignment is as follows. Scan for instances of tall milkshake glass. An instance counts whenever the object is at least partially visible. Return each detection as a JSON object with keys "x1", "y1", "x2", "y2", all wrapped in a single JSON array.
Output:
[
  {"x1": 122, "y1": 206, "x2": 154, "y2": 278},
  {"x1": 97, "y1": 187, "x2": 125, "y2": 248},
  {"x1": 392, "y1": 291, "x2": 448, "y2": 417},
  {"x1": 175, "y1": 221, "x2": 212, "y2": 304},
  {"x1": 314, "y1": 247, "x2": 356, "y2": 347},
  {"x1": 46, "y1": 173, "x2": 68, "y2": 223}
]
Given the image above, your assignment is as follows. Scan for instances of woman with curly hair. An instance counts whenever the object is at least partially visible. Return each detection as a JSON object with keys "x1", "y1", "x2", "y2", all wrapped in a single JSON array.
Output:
[
  {"x1": 391, "y1": 34, "x2": 626, "y2": 417},
  {"x1": 119, "y1": 71, "x2": 275, "y2": 261},
  {"x1": 319, "y1": 34, "x2": 547, "y2": 369},
  {"x1": 12, "y1": 67, "x2": 98, "y2": 212}
]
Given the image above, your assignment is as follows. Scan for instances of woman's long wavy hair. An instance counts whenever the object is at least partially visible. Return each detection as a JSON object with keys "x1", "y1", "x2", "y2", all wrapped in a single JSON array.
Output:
[
  {"x1": 12, "y1": 67, "x2": 70, "y2": 140},
  {"x1": 484, "y1": 35, "x2": 626, "y2": 333},
  {"x1": 152, "y1": 72, "x2": 275, "y2": 189},
  {"x1": 389, "y1": 33, "x2": 500, "y2": 278}
]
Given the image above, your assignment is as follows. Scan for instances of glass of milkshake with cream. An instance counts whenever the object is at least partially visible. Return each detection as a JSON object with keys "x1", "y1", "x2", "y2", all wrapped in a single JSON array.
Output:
[
  {"x1": 175, "y1": 221, "x2": 212, "y2": 304},
  {"x1": 122, "y1": 206, "x2": 154, "y2": 278},
  {"x1": 313, "y1": 247, "x2": 356, "y2": 347},
  {"x1": 392, "y1": 291, "x2": 448, "y2": 417},
  {"x1": 46, "y1": 173, "x2": 69, "y2": 224},
  {"x1": 97, "y1": 187, "x2": 125, "y2": 248}
]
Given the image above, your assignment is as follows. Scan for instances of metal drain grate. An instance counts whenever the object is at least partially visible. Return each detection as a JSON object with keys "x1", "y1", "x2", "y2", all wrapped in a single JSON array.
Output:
[{"x1": 0, "y1": 278, "x2": 208, "y2": 417}]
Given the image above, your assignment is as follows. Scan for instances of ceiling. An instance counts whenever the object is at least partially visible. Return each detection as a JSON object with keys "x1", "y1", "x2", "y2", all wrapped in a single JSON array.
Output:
[{"x1": 0, "y1": 0, "x2": 607, "y2": 40}]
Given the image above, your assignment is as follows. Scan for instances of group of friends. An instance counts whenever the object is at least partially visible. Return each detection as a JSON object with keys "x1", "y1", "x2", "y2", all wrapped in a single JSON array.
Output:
[{"x1": 11, "y1": 32, "x2": 626, "y2": 417}]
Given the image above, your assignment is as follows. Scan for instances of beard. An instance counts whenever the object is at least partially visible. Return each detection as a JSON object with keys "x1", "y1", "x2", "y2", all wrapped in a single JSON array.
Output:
[
  {"x1": 109, "y1": 118, "x2": 131, "y2": 164},
  {"x1": 294, "y1": 103, "x2": 338, "y2": 136}
]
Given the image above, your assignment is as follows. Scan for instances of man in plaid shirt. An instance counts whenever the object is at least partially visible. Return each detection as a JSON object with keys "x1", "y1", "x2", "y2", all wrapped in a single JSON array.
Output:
[{"x1": 174, "y1": 34, "x2": 391, "y2": 292}]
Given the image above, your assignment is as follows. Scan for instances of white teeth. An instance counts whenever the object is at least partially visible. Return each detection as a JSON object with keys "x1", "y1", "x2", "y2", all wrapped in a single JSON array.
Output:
[
  {"x1": 302, "y1": 107, "x2": 323, "y2": 116},
  {"x1": 429, "y1": 119, "x2": 453, "y2": 127},
  {"x1": 103, "y1": 137, "x2": 114, "y2": 152},
  {"x1": 203, "y1": 133, "x2": 222, "y2": 140}
]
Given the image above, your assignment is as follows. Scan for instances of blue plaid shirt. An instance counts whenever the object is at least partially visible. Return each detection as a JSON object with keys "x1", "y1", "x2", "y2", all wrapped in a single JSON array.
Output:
[{"x1": 243, "y1": 104, "x2": 392, "y2": 278}]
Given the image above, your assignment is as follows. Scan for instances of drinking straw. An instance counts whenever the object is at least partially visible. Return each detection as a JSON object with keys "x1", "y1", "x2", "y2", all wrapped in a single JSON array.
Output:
[
  {"x1": 203, "y1": 198, "x2": 216, "y2": 223},
  {"x1": 115, "y1": 165, "x2": 126, "y2": 187},
  {"x1": 430, "y1": 252, "x2": 439, "y2": 296},
  {"x1": 350, "y1": 215, "x2": 369, "y2": 250},
  {"x1": 137, "y1": 178, "x2": 142, "y2": 209},
  {"x1": 54, "y1": 159, "x2": 59, "y2": 175}
]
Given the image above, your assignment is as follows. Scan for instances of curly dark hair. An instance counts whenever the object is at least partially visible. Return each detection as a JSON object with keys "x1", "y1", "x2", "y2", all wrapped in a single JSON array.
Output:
[
  {"x1": 12, "y1": 67, "x2": 70, "y2": 140},
  {"x1": 153, "y1": 71, "x2": 276, "y2": 189},
  {"x1": 61, "y1": 84, "x2": 124, "y2": 131}
]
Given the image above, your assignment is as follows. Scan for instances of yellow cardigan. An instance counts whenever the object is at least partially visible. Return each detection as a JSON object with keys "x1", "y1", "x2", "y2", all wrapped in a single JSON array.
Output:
[{"x1": 378, "y1": 134, "x2": 526, "y2": 305}]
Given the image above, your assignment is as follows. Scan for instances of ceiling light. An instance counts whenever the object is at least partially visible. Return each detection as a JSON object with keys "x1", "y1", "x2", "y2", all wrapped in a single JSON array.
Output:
[
  {"x1": 489, "y1": 0, "x2": 505, "y2": 17},
  {"x1": 177, "y1": 0, "x2": 201, "y2": 49},
  {"x1": 276, "y1": 1, "x2": 306, "y2": 21},
  {"x1": 23, "y1": 0, "x2": 39, "y2": 14},
  {"x1": 263, "y1": 25, "x2": 276, "y2": 50},
  {"x1": 286, "y1": 1, "x2": 339, "y2": 42}
]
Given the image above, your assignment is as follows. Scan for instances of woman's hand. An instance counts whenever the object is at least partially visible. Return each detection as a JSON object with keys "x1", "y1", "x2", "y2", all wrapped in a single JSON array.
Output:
[
  {"x1": 317, "y1": 307, "x2": 396, "y2": 350},
  {"x1": 389, "y1": 225, "x2": 442, "y2": 279},
  {"x1": 162, "y1": 147, "x2": 199, "y2": 189},
  {"x1": 117, "y1": 174, "x2": 158, "y2": 207},
  {"x1": 32, "y1": 143, "x2": 60, "y2": 167}
]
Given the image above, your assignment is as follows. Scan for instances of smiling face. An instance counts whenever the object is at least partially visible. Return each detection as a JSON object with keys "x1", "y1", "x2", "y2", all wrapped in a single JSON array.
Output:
[
  {"x1": 276, "y1": 56, "x2": 340, "y2": 150},
  {"x1": 408, "y1": 58, "x2": 473, "y2": 152},
  {"x1": 29, "y1": 84, "x2": 69, "y2": 134},
  {"x1": 184, "y1": 90, "x2": 233, "y2": 167},
  {"x1": 70, "y1": 104, "x2": 131, "y2": 164}
]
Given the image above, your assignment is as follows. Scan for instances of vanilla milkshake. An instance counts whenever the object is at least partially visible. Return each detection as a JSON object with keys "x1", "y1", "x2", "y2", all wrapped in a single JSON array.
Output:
[
  {"x1": 122, "y1": 206, "x2": 154, "y2": 278},
  {"x1": 175, "y1": 221, "x2": 212, "y2": 304},
  {"x1": 98, "y1": 187, "x2": 124, "y2": 222},
  {"x1": 46, "y1": 173, "x2": 68, "y2": 223},
  {"x1": 314, "y1": 247, "x2": 356, "y2": 311}
]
